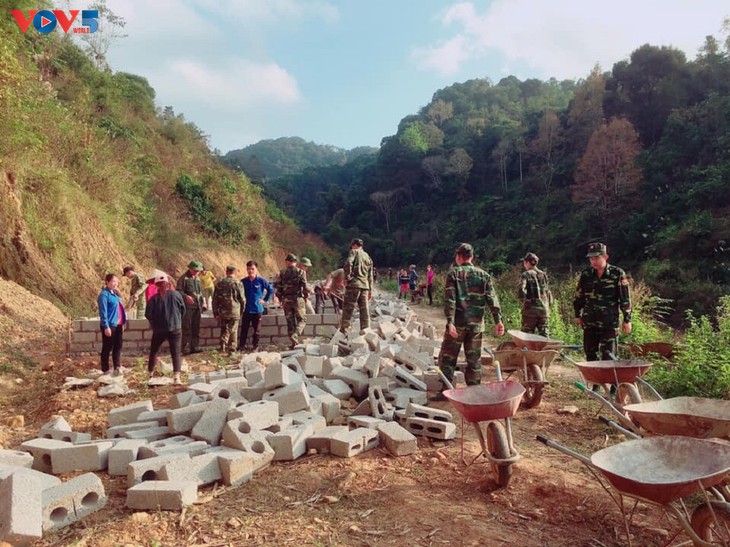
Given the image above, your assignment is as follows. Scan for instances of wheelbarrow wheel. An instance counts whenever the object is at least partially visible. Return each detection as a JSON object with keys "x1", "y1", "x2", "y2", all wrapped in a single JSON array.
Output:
[
  {"x1": 690, "y1": 501, "x2": 730, "y2": 543},
  {"x1": 616, "y1": 383, "x2": 642, "y2": 406},
  {"x1": 486, "y1": 422, "x2": 512, "y2": 487},
  {"x1": 520, "y1": 363, "x2": 544, "y2": 409}
]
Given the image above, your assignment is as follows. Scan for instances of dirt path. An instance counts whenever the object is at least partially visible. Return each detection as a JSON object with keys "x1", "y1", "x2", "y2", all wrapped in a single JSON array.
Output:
[{"x1": 0, "y1": 294, "x2": 676, "y2": 546}]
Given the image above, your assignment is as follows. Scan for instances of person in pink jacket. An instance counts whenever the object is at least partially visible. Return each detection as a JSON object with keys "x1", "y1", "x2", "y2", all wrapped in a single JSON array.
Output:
[{"x1": 426, "y1": 264, "x2": 435, "y2": 305}]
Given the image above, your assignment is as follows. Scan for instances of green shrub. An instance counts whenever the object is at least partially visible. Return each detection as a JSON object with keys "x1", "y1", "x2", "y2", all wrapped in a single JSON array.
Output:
[{"x1": 646, "y1": 295, "x2": 730, "y2": 399}]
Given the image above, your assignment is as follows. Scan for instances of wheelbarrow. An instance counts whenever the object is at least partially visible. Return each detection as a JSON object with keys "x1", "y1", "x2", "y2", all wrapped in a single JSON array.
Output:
[
  {"x1": 443, "y1": 375, "x2": 525, "y2": 487},
  {"x1": 483, "y1": 330, "x2": 565, "y2": 408},
  {"x1": 565, "y1": 357, "x2": 653, "y2": 407},
  {"x1": 537, "y1": 434, "x2": 730, "y2": 546}
]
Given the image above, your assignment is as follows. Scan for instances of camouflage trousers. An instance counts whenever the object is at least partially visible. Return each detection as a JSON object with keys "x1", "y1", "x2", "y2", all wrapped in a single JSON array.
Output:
[
  {"x1": 181, "y1": 307, "x2": 201, "y2": 352},
  {"x1": 282, "y1": 298, "x2": 306, "y2": 344},
  {"x1": 521, "y1": 310, "x2": 549, "y2": 337},
  {"x1": 438, "y1": 325, "x2": 483, "y2": 385},
  {"x1": 134, "y1": 297, "x2": 146, "y2": 319},
  {"x1": 583, "y1": 326, "x2": 619, "y2": 361},
  {"x1": 218, "y1": 317, "x2": 239, "y2": 353},
  {"x1": 340, "y1": 288, "x2": 370, "y2": 332}
]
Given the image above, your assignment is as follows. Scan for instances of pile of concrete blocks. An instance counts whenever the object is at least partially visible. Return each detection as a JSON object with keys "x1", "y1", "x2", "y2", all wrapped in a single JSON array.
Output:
[{"x1": 1, "y1": 297, "x2": 463, "y2": 543}]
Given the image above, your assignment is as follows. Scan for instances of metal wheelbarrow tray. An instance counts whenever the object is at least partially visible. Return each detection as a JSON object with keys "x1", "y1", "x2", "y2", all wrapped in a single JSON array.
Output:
[
  {"x1": 624, "y1": 397, "x2": 730, "y2": 439},
  {"x1": 444, "y1": 381, "x2": 525, "y2": 423},
  {"x1": 573, "y1": 359, "x2": 652, "y2": 385},
  {"x1": 506, "y1": 329, "x2": 563, "y2": 351}
]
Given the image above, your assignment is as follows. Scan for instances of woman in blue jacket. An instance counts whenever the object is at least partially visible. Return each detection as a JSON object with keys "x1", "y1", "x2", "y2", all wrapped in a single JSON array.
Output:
[{"x1": 98, "y1": 273, "x2": 127, "y2": 376}]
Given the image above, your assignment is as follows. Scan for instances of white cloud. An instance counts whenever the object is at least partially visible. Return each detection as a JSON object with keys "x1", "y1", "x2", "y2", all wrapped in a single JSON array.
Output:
[
  {"x1": 414, "y1": 0, "x2": 730, "y2": 80},
  {"x1": 158, "y1": 59, "x2": 301, "y2": 110}
]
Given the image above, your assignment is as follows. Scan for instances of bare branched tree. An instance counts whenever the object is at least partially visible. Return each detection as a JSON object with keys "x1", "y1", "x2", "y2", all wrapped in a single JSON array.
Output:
[{"x1": 80, "y1": 0, "x2": 127, "y2": 70}]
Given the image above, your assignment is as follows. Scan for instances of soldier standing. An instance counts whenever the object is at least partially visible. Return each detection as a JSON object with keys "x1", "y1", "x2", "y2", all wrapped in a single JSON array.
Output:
[
  {"x1": 340, "y1": 238, "x2": 374, "y2": 333},
  {"x1": 276, "y1": 254, "x2": 308, "y2": 349},
  {"x1": 436, "y1": 243, "x2": 504, "y2": 394},
  {"x1": 299, "y1": 257, "x2": 316, "y2": 314},
  {"x1": 573, "y1": 242, "x2": 632, "y2": 361},
  {"x1": 213, "y1": 265, "x2": 245, "y2": 354},
  {"x1": 176, "y1": 260, "x2": 206, "y2": 354},
  {"x1": 518, "y1": 252, "x2": 553, "y2": 337},
  {"x1": 122, "y1": 265, "x2": 147, "y2": 319}
]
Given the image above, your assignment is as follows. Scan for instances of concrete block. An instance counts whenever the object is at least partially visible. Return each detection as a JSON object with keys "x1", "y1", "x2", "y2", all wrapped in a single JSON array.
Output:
[
  {"x1": 287, "y1": 411, "x2": 327, "y2": 433},
  {"x1": 378, "y1": 321, "x2": 399, "y2": 340},
  {"x1": 368, "y1": 386, "x2": 389, "y2": 420},
  {"x1": 188, "y1": 382, "x2": 216, "y2": 397},
  {"x1": 108, "y1": 400, "x2": 154, "y2": 426},
  {"x1": 264, "y1": 362, "x2": 293, "y2": 389},
  {"x1": 161, "y1": 452, "x2": 221, "y2": 486},
  {"x1": 362, "y1": 353, "x2": 382, "y2": 378},
  {"x1": 107, "y1": 421, "x2": 162, "y2": 439},
  {"x1": 166, "y1": 402, "x2": 210, "y2": 434},
  {"x1": 42, "y1": 473, "x2": 106, "y2": 532},
  {"x1": 108, "y1": 439, "x2": 147, "y2": 476},
  {"x1": 331, "y1": 368, "x2": 370, "y2": 399},
  {"x1": 135, "y1": 409, "x2": 169, "y2": 426},
  {"x1": 19, "y1": 438, "x2": 73, "y2": 474},
  {"x1": 0, "y1": 449, "x2": 34, "y2": 468},
  {"x1": 51, "y1": 441, "x2": 114, "y2": 474},
  {"x1": 422, "y1": 370, "x2": 443, "y2": 391},
  {"x1": 386, "y1": 388, "x2": 428, "y2": 409},
  {"x1": 226, "y1": 400, "x2": 279, "y2": 430},
  {"x1": 266, "y1": 417, "x2": 293, "y2": 434},
  {"x1": 312, "y1": 393, "x2": 341, "y2": 423},
  {"x1": 263, "y1": 382, "x2": 310, "y2": 415},
  {"x1": 207, "y1": 370, "x2": 227, "y2": 383},
  {"x1": 0, "y1": 472, "x2": 42, "y2": 543},
  {"x1": 122, "y1": 426, "x2": 170, "y2": 442},
  {"x1": 186, "y1": 372, "x2": 207, "y2": 385},
  {"x1": 126, "y1": 480, "x2": 198, "y2": 511},
  {"x1": 351, "y1": 398, "x2": 372, "y2": 416},
  {"x1": 207, "y1": 447, "x2": 255, "y2": 486},
  {"x1": 169, "y1": 390, "x2": 205, "y2": 409},
  {"x1": 403, "y1": 417, "x2": 456, "y2": 440},
  {"x1": 319, "y1": 343, "x2": 338, "y2": 357},
  {"x1": 321, "y1": 379, "x2": 352, "y2": 400},
  {"x1": 268, "y1": 424, "x2": 313, "y2": 461},
  {"x1": 406, "y1": 403, "x2": 454, "y2": 423},
  {"x1": 348, "y1": 416, "x2": 386, "y2": 430},
  {"x1": 210, "y1": 378, "x2": 248, "y2": 403},
  {"x1": 306, "y1": 426, "x2": 348, "y2": 454},
  {"x1": 221, "y1": 419, "x2": 270, "y2": 452},
  {"x1": 138, "y1": 436, "x2": 209, "y2": 459},
  {"x1": 330, "y1": 428, "x2": 380, "y2": 458},
  {"x1": 0, "y1": 464, "x2": 61, "y2": 490},
  {"x1": 244, "y1": 366, "x2": 264, "y2": 386},
  {"x1": 127, "y1": 454, "x2": 190, "y2": 487},
  {"x1": 392, "y1": 366, "x2": 427, "y2": 391},
  {"x1": 39, "y1": 416, "x2": 71, "y2": 433},
  {"x1": 296, "y1": 355, "x2": 324, "y2": 377},
  {"x1": 377, "y1": 422, "x2": 418, "y2": 456},
  {"x1": 191, "y1": 398, "x2": 233, "y2": 446}
]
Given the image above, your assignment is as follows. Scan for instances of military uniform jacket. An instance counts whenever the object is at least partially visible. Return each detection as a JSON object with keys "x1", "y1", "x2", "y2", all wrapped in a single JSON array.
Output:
[
  {"x1": 328, "y1": 268, "x2": 346, "y2": 298},
  {"x1": 518, "y1": 268, "x2": 552, "y2": 315},
  {"x1": 130, "y1": 273, "x2": 147, "y2": 300},
  {"x1": 212, "y1": 277, "x2": 244, "y2": 319},
  {"x1": 276, "y1": 266, "x2": 307, "y2": 302},
  {"x1": 343, "y1": 249, "x2": 373, "y2": 290},
  {"x1": 444, "y1": 263, "x2": 501, "y2": 331},
  {"x1": 176, "y1": 272, "x2": 204, "y2": 309},
  {"x1": 573, "y1": 264, "x2": 632, "y2": 329}
]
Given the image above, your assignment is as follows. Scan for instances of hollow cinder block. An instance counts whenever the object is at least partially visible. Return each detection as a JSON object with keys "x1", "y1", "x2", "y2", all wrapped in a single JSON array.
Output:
[
  {"x1": 108, "y1": 400, "x2": 154, "y2": 427},
  {"x1": 0, "y1": 472, "x2": 43, "y2": 543},
  {"x1": 41, "y1": 473, "x2": 107, "y2": 532},
  {"x1": 126, "y1": 480, "x2": 197, "y2": 511},
  {"x1": 0, "y1": 449, "x2": 34, "y2": 469}
]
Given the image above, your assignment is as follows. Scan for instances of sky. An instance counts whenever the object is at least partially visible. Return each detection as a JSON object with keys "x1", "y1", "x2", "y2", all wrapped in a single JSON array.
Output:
[{"x1": 61, "y1": 0, "x2": 730, "y2": 153}]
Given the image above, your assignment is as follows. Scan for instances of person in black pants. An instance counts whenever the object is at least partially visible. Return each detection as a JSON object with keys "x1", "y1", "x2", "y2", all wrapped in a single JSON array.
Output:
[
  {"x1": 238, "y1": 261, "x2": 274, "y2": 351},
  {"x1": 145, "y1": 270, "x2": 186, "y2": 384},
  {"x1": 97, "y1": 273, "x2": 127, "y2": 376}
]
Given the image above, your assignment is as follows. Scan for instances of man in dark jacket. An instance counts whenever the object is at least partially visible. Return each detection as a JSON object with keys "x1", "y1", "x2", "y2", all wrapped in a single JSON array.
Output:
[{"x1": 145, "y1": 270, "x2": 186, "y2": 384}]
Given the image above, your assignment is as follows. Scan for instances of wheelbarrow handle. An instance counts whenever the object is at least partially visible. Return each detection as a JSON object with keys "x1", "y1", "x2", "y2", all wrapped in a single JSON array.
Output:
[
  {"x1": 535, "y1": 435, "x2": 592, "y2": 466},
  {"x1": 598, "y1": 415, "x2": 642, "y2": 440}
]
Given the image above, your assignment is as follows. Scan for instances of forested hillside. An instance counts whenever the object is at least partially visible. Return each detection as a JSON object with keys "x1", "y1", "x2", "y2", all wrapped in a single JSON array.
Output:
[
  {"x1": 253, "y1": 32, "x2": 730, "y2": 323},
  {"x1": 223, "y1": 137, "x2": 378, "y2": 183},
  {"x1": 0, "y1": 3, "x2": 333, "y2": 316}
]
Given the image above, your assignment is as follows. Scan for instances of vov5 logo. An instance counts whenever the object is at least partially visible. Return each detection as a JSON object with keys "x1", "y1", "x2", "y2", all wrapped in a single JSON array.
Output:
[{"x1": 11, "y1": 9, "x2": 98, "y2": 34}]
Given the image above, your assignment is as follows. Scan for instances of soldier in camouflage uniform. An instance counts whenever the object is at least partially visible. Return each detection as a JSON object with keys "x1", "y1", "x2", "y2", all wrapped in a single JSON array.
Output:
[
  {"x1": 518, "y1": 252, "x2": 553, "y2": 337},
  {"x1": 176, "y1": 260, "x2": 206, "y2": 354},
  {"x1": 123, "y1": 265, "x2": 147, "y2": 319},
  {"x1": 573, "y1": 242, "x2": 632, "y2": 361},
  {"x1": 276, "y1": 254, "x2": 308, "y2": 349},
  {"x1": 340, "y1": 238, "x2": 374, "y2": 333},
  {"x1": 213, "y1": 265, "x2": 245, "y2": 354},
  {"x1": 437, "y1": 243, "x2": 504, "y2": 393}
]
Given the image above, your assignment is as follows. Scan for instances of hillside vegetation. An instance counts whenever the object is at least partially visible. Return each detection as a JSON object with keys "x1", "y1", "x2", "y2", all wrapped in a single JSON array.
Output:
[
  {"x1": 0, "y1": 2, "x2": 333, "y2": 316},
  {"x1": 253, "y1": 28, "x2": 730, "y2": 324}
]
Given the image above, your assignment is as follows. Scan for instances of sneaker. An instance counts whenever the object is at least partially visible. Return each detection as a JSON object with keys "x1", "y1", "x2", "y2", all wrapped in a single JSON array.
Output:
[
  {"x1": 112, "y1": 368, "x2": 123, "y2": 377},
  {"x1": 173, "y1": 373, "x2": 182, "y2": 385}
]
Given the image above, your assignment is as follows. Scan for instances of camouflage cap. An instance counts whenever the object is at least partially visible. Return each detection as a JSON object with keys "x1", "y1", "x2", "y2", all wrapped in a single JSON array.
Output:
[
  {"x1": 299, "y1": 257, "x2": 312, "y2": 267},
  {"x1": 226, "y1": 265, "x2": 237, "y2": 273},
  {"x1": 521, "y1": 252, "x2": 539, "y2": 265},
  {"x1": 350, "y1": 238, "x2": 364, "y2": 247},
  {"x1": 455, "y1": 243, "x2": 473, "y2": 257},
  {"x1": 285, "y1": 253, "x2": 298, "y2": 263},
  {"x1": 188, "y1": 260, "x2": 204, "y2": 271},
  {"x1": 586, "y1": 242, "x2": 607, "y2": 257}
]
